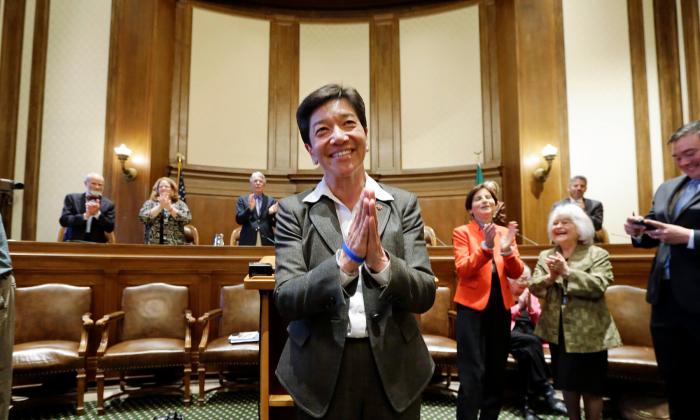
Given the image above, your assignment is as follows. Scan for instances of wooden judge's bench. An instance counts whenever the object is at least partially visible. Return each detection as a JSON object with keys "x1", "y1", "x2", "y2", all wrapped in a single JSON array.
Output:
[{"x1": 8, "y1": 241, "x2": 654, "y2": 418}]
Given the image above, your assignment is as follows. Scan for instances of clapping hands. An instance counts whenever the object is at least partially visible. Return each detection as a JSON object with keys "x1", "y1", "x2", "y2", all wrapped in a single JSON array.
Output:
[{"x1": 544, "y1": 252, "x2": 569, "y2": 283}]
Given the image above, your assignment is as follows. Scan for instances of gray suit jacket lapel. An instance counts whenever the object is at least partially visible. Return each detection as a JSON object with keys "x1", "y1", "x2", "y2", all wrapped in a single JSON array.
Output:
[
  {"x1": 309, "y1": 197, "x2": 342, "y2": 253},
  {"x1": 377, "y1": 200, "x2": 391, "y2": 237}
]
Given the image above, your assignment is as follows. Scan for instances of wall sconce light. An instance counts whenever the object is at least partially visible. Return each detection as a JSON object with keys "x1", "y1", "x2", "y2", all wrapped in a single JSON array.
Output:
[
  {"x1": 532, "y1": 144, "x2": 558, "y2": 182},
  {"x1": 114, "y1": 144, "x2": 137, "y2": 181}
]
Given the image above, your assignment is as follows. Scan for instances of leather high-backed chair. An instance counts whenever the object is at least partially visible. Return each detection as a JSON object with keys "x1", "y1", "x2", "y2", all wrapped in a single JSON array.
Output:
[
  {"x1": 418, "y1": 285, "x2": 456, "y2": 390},
  {"x1": 229, "y1": 227, "x2": 241, "y2": 246},
  {"x1": 13, "y1": 284, "x2": 92, "y2": 415},
  {"x1": 95, "y1": 283, "x2": 195, "y2": 414},
  {"x1": 197, "y1": 284, "x2": 260, "y2": 404},
  {"x1": 424, "y1": 225, "x2": 438, "y2": 246},
  {"x1": 183, "y1": 224, "x2": 199, "y2": 245}
]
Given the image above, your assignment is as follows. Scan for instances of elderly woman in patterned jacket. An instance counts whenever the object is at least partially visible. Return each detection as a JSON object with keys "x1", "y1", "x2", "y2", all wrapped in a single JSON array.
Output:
[
  {"x1": 139, "y1": 177, "x2": 192, "y2": 245},
  {"x1": 529, "y1": 203, "x2": 621, "y2": 420}
]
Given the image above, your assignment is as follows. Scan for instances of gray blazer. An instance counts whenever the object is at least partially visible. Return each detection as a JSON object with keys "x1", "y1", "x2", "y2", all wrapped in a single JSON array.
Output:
[{"x1": 273, "y1": 184, "x2": 436, "y2": 418}]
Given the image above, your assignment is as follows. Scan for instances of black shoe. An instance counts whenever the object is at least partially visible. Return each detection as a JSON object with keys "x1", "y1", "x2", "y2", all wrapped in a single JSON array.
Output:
[
  {"x1": 543, "y1": 386, "x2": 567, "y2": 415},
  {"x1": 523, "y1": 405, "x2": 542, "y2": 420}
]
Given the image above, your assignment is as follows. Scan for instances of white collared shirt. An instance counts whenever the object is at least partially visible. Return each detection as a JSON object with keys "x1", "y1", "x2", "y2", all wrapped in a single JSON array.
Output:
[{"x1": 303, "y1": 173, "x2": 394, "y2": 337}]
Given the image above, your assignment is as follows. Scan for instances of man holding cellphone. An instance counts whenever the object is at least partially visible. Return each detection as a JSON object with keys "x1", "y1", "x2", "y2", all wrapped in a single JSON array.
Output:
[{"x1": 623, "y1": 120, "x2": 700, "y2": 419}]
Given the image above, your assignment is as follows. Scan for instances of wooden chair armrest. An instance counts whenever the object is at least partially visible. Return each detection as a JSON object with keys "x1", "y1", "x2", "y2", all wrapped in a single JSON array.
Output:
[
  {"x1": 197, "y1": 308, "x2": 223, "y2": 324},
  {"x1": 96, "y1": 311, "x2": 125, "y2": 356},
  {"x1": 198, "y1": 308, "x2": 223, "y2": 353},
  {"x1": 448, "y1": 309, "x2": 457, "y2": 339},
  {"x1": 78, "y1": 312, "x2": 93, "y2": 356},
  {"x1": 184, "y1": 310, "x2": 194, "y2": 352}
]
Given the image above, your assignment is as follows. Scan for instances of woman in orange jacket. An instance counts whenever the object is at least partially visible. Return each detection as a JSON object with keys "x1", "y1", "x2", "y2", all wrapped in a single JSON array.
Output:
[{"x1": 452, "y1": 183, "x2": 525, "y2": 420}]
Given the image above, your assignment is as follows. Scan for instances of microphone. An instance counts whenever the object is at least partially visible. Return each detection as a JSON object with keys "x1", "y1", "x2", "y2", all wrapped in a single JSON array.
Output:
[
  {"x1": 0, "y1": 178, "x2": 24, "y2": 190},
  {"x1": 517, "y1": 232, "x2": 540, "y2": 246},
  {"x1": 434, "y1": 235, "x2": 449, "y2": 246}
]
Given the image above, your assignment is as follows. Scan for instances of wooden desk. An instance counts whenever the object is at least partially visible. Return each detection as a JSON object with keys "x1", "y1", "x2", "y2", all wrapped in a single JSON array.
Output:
[{"x1": 244, "y1": 256, "x2": 293, "y2": 420}]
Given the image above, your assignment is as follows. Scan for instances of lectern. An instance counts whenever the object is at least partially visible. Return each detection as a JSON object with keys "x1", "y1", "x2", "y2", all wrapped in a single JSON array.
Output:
[{"x1": 244, "y1": 256, "x2": 294, "y2": 419}]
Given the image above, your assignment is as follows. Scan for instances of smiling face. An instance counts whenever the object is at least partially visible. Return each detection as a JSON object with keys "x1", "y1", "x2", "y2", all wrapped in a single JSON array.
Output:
[
  {"x1": 305, "y1": 98, "x2": 368, "y2": 183},
  {"x1": 84, "y1": 175, "x2": 104, "y2": 196},
  {"x1": 470, "y1": 188, "x2": 496, "y2": 224},
  {"x1": 672, "y1": 133, "x2": 700, "y2": 180},
  {"x1": 550, "y1": 216, "x2": 579, "y2": 246},
  {"x1": 158, "y1": 180, "x2": 173, "y2": 198},
  {"x1": 568, "y1": 178, "x2": 587, "y2": 200},
  {"x1": 250, "y1": 174, "x2": 265, "y2": 195}
]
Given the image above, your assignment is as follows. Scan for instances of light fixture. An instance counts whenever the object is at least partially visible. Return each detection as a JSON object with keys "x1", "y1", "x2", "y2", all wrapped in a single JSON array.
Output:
[
  {"x1": 532, "y1": 144, "x2": 558, "y2": 182},
  {"x1": 114, "y1": 144, "x2": 137, "y2": 181}
]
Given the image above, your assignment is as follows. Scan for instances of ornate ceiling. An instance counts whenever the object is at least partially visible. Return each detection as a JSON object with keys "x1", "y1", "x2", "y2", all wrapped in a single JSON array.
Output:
[{"x1": 199, "y1": 0, "x2": 462, "y2": 13}]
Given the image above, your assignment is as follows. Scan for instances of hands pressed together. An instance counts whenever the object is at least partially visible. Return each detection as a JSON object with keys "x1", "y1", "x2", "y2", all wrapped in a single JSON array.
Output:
[{"x1": 339, "y1": 189, "x2": 389, "y2": 275}]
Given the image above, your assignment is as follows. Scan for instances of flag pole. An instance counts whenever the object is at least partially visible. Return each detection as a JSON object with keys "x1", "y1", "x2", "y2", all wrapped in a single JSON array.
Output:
[{"x1": 176, "y1": 153, "x2": 184, "y2": 180}]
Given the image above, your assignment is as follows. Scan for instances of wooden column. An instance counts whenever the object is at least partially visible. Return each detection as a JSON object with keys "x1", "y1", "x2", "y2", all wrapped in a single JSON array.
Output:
[
  {"x1": 681, "y1": 0, "x2": 700, "y2": 121},
  {"x1": 495, "y1": 0, "x2": 569, "y2": 244},
  {"x1": 0, "y1": 0, "x2": 26, "y2": 234},
  {"x1": 103, "y1": 0, "x2": 175, "y2": 243},
  {"x1": 628, "y1": 0, "x2": 653, "y2": 214},
  {"x1": 21, "y1": 0, "x2": 49, "y2": 240},
  {"x1": 653, "y1": 0, "x2": 683, "y2": 179},
  {"x1": 370, "y1": 14, "x2": 402, "y2": 173},
  {"x1": 267, "y1": 17, "x2": 299, "y2": 174}
]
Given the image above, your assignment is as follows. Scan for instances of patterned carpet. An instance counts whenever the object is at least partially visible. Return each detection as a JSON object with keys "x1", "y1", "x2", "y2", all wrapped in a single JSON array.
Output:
[{"x1": 9, "y1": 389, "x2": 623, "y2": 419}]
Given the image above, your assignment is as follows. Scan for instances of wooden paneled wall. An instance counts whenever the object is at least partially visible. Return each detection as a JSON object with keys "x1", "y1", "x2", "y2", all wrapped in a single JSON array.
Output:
[{"x1": 2, "y1": 0, "x2": 699, "y2": 245}]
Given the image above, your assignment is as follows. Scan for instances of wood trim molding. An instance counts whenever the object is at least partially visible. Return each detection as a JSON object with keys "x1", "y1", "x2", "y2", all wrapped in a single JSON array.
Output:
[
  {"x1": 21, "y1": 0, "x2": 49, "y2": 241},
  {"x1": 170, "y1": 1, "x2": 192, "y2": 164},
  {"x1": 369, "y1": 14, "x2": 402, "y2": 173},
  {"x1": 681, "y1": 0, "x2": 700, "y2": 120},
  {"x1": 0, "y1": 0, "x2": 26, "y2": 235},
  {"x1": 628, "y1": 0, "x2": 653, "y2": 213},
  {"x1": 267, "y1": 17, "x2": 299, "y2": 173},
  {"x1": 479, "y1": 0, "x2": 499, "y2": 165},
  {"x1": 653, "y1": 0, "x2": 683, "y2": 179}
]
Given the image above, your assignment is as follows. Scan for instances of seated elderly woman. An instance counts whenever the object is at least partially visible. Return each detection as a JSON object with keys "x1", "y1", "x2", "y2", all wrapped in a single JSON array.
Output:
[
  {"x1": 138, "y1": 177, "x2": 192, "y2": 245},
  {"x1": 529, "y1": 204, "x2": 621, "y2": 420}
]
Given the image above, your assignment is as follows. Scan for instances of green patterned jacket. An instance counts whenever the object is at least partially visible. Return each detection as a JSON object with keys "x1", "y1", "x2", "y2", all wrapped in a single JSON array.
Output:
[{"x1": 530, "y1": 244, "x2": 622, "y2": 353}]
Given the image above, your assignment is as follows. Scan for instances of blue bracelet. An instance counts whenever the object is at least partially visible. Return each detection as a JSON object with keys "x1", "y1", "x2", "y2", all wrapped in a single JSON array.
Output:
[{"x1": 342, "y1": 242, "x2": 365, "y2": 264}]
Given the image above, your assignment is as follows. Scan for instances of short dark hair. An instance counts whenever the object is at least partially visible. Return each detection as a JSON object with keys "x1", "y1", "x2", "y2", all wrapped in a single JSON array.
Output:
[
  {"x1": 465, "y1": 183, "x2": 498, "y2": 212},
  {"x1": 296, "y1": 84, "x2": 368, "y2": 146},
  {"x1": 668, "y1": 120, "x2": 700, "y2": 144},
  {"x1": 569, "y1": 175, "x2": 587, "y2": 185}
]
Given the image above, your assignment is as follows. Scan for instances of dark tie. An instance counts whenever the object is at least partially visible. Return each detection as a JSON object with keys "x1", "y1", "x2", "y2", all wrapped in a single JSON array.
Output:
[{"x1": 664, "y1": 179, "x2": 700, "y2": 278}]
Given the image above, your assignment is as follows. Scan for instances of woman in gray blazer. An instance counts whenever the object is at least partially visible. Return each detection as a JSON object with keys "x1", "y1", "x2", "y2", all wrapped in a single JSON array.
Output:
[{"x1": 273, "y1": 84, "x2": 436, "y2": 419}]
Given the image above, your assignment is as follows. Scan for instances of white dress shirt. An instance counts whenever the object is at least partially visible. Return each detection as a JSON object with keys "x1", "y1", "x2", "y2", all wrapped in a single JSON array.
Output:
[{"x1": 303, "y1": 173, "x2": 394, "y2": 337}]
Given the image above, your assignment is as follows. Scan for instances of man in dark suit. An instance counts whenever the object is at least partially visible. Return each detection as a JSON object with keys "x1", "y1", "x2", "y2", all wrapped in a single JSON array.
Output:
[
  {"x1": 59, "y1": 172, "x2": 115, "y2": 243},
  {"x1": 235, "y1": 171, "x2": 277, "y2": 246},
  {"x1": 624, "y1": 120, "x2": 700, "y2": 419},
  {"x1": 553, "y1": 175, "x2": 604, "y2": 232}
]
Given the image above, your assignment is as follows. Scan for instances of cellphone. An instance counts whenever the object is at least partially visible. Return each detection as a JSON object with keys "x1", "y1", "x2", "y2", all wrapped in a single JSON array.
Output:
[{"x1": 632, "y1": 219, "x2": 657, "y2": 231}]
